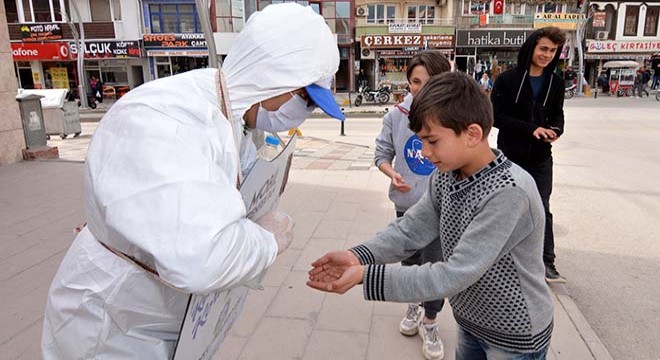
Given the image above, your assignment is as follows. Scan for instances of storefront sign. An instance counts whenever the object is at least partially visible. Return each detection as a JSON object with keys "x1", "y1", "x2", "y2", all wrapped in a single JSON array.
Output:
[
  {"x1": 69, "y1": 41, "x2": 142, "y2": 59},
  {"x1": 456, "y1": 30, "x2": 532, "y2": 48},
  {"x1": 20, "y1": 23, "x2": 62, "y2": 42},
  {"x1": 586, "y1": 40, "x2": 660, "y2": 53},
  {"x1": 143, "y1": 33, "x2": 207, "y2": 48},
  {"x1": 388, "y1": 23, "x2": 422, "y2": 34},
  {"x1": 534, "y1": 13, "x2": 585, "y2": 30},
  {"x1": 593, "y1": 12, "x2": 607, "y2": 28},
  {"x1": 11, "y1": 42, "x2": 70, "y2": 61},
  {"x1": 361, "y1": 34, "x2": 453, "y2": 49}
]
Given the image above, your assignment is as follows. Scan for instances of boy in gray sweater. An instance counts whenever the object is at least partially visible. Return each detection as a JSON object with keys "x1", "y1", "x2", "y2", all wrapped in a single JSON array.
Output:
[{"x1": 308, "y1": 72, "x2": 554, "y2": 359}]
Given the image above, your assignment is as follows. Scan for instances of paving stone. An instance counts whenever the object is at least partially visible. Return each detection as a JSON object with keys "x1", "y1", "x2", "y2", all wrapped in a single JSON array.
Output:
[
  {"x1": 266, "y1": 271, "x2": 325, "y2": 320},
  {"x1": 214, "y1": 335, "x2": 247, "y2": 360},
  {"x1": 239, "y1": 317, "x2": 313, "y2": 360},
  {"x1": 301, "y1": 330, "x2": 368, "y2": 360},
  {"x1": 315, "y1": 286, "x2": 373, "y2": 333},
  {"x1": 230, "y1": 286, "x2": 278, "y2": 337}
]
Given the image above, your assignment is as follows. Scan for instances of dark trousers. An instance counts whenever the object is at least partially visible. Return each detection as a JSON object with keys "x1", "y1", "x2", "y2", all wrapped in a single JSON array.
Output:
[
  {"x1": 397, "y1": 210, "x2": 445, "y2": 320},
  {"x1": 520, "y1": 158, "x2": 555, "y2": 266}
]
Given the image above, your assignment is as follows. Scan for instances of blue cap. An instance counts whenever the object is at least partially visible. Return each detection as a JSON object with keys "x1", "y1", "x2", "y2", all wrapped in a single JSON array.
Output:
[
  {"x1": 305, "y1": 84, "x2": 345, "y2": 121},
  {"x1": 265, "y1": 135, "x2": 280, "y2": 145}
]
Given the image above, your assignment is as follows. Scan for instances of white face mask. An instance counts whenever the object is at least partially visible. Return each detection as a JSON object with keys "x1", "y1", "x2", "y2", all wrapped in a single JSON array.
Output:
[{"x1": 255, "y1": 94, "x2": 313, "y2": 133}]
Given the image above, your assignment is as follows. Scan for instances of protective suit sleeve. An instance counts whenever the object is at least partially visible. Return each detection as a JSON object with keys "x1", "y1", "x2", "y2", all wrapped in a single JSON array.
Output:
[{"x1": 86, "y1": 99, "x2": 278, "y2": 295}]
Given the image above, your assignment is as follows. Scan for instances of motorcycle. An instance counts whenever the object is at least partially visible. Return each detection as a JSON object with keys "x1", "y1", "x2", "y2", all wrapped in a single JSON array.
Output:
[
  {"x1": 68, "y1": 90, "x2": 98, "y2": 109},
  {"x1": 564, "y1": 84, "x2": 576, "y2": 99},
  {"x1": 354, "y1": 83, "x2": 390, "y2": 107}
]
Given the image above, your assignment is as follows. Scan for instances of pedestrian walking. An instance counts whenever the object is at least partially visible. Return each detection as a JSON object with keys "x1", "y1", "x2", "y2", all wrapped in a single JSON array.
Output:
[
  {"x1": 633, "y1": 69, "x2": 644, "y2": 98},
  {"x1": 491, "y1": 26, "x2": 567, "y2": 282},
  {"x1": 41, "y1": 4, "x2": 345, "y2": 359},
  {"x1": 374, "y1": 50, "x2": 451, "y2": 360},
  {"x1": 308, "y1": 72, "x2": 554, "y2": 360}
]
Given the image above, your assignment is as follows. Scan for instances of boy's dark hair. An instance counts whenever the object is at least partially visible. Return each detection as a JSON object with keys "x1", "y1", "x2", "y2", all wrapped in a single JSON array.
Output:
[
  {"x1": 409, "y1": 72, "x2": 493, "y2": 137},
  {"x1": 535, "y1": 26, "x2": 566, "y2": 47},
  {"x1": 406, "y1": 50, "x2": 451, "y2": 81}
]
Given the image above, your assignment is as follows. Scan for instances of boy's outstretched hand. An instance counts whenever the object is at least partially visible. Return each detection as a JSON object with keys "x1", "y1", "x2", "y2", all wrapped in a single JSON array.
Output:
[{"x1": 307, "y1": 250, "x2": 364, "y2": 294}]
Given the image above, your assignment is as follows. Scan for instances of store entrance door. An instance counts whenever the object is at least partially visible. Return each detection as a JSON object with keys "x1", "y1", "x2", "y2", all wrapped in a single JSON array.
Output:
[
  {"x1": 18, "y1": 68, "x2": 34, "y2": 89},
  {"x1": 155, "y1": 57, "x2": 172, "y2": 79},
  {"x1": 455, "y1": 55, "x2": 476, "y2": 76}
]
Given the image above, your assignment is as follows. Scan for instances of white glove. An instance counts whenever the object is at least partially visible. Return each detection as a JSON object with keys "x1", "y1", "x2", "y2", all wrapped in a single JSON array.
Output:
[{"x1": 255, "y1": 211, "x2": 295, "y2": 254}]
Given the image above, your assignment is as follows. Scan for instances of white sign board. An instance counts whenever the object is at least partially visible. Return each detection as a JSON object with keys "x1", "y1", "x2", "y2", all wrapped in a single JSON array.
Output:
[
  {"x1": 173, "y1": 135, "x2": 297, "y2": 360},
  {"x1": 388, "y1": 23, "x2": 422, "y2": 34}
]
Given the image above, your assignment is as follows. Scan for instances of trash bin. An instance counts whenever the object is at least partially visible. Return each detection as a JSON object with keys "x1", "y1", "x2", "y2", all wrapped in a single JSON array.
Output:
[
  {"x1": 19, "y1": 89, "x2": 82, "y2": 139},
  {"x1": 15, "y1": 93, "x2": 47, "y2": 149}
]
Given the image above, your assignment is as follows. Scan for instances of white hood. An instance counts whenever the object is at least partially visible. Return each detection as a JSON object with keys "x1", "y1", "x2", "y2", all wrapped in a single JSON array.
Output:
[{"x1": 223, "y1": 3, "x2": 340, "y2": 122}]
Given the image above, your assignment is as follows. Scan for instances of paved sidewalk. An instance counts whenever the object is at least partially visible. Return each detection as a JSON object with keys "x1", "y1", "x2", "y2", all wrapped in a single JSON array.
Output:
[{"x1": 2, "y1": 102, "x2": 614, "y2": 359}]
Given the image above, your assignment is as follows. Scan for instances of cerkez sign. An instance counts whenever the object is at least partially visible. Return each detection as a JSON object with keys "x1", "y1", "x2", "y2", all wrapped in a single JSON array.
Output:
[
  {"x1": 69, "y1": 41, "x2": 141, "y2": 59},
  {"x1": 361, "y1": 34, "x2": 454, "y2": 49},
  {"x1": 20, "y1": 23, "x2": 62, "y2": 42},
  {"x1": 456, "y1": 30, "x2": 532, "y2": 48},
  {"x1": 143, "y1": 33, "x2": 207, "y2": 48}
]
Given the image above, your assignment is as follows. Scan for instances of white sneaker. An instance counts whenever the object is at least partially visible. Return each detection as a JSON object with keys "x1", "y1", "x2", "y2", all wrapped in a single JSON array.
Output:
[
  {"x1": 419, "y1": 322, "x2": 445, "y2": 360},
  {"x1": 399, "y1": 304, "x2": 420, "y2": 336}
]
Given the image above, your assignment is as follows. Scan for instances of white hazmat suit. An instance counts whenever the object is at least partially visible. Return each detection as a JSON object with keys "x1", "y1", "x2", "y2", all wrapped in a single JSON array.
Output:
[{"x1": 41, "y1": 4, "x2": 339, "y2": 359}]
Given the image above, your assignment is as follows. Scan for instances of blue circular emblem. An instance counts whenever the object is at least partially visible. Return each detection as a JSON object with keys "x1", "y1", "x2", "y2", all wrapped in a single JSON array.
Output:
[{"x1": 404, "y1": 134, "x2": 435, "y2": 176}]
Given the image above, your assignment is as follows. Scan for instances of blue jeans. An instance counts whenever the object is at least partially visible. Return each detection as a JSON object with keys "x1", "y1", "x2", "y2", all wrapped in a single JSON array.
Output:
[{"x1": 456, "y1": 326, "x2": 549, "y2": 360}]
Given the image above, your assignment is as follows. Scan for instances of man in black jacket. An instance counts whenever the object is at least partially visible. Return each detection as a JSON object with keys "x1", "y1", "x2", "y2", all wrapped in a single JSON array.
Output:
[{"x1": 491, "y1": 27, "x2": 567, "y2": 283}]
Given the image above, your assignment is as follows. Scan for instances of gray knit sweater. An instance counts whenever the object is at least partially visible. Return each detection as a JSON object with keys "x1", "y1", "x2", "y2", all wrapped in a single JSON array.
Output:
[{"x1": 351, "y1": 150, "x2": 554, "y2": 353}]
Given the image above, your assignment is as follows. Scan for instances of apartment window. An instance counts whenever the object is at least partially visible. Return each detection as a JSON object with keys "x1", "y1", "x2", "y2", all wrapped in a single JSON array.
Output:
[
  {"x1": 367, "y1": 4, "x2": 396, "y2": 24},
  {"x1": 463, "y1": 0, "x2": 490, "y2": 16},
  {"x1": 624, "y1": 5, "x2": 639, "y2": 36},
  {"x1": 323, "y1": 1, "x2": 349, "y2": 35},
  {"x1": 149, "y1": 3, "x2": 200, "y2": 33},
  {"x1": 258, "y1": 0, "x2": 310, "y2": 10},
  {"x1": 12, "y1": 0, "x2": 66, "y2": 22},
  {"x1": 509, "y1": 2, "x2": 524, "y2": 15},
  {"x1": 216, "y1": 0, "x2": 244, "y2": 32},
  {"x1": 644, "y1": 6, "x2": 659, "y2": 36},
  {"x1": 536, "y1": 2, "x2": 567, "y2": 14},
  {"x1": 408, "y1": 4, "x2": 435, "y2": 24}
]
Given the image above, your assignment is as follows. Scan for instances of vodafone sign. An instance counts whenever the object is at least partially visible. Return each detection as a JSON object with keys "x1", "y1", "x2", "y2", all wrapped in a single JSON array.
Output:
[{"x1": 11, "y1": 42, "x2": 70, "y2": 61}]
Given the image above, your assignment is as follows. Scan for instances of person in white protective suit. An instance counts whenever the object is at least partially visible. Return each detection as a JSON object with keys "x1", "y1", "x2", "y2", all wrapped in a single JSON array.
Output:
[{"x1": 41, "y1": 3, "x2": 345, "y2": 359}]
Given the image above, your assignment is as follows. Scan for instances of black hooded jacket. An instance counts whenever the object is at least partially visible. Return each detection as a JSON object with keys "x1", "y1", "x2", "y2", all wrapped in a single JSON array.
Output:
[{"x1": 491, "y1": 30, "x2": 565, "y2": 166}]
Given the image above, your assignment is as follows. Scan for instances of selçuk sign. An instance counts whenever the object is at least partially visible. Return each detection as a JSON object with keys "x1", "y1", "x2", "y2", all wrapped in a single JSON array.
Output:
[{"x1": 456, "y1": 30, "x2": 532, "y2": 48}]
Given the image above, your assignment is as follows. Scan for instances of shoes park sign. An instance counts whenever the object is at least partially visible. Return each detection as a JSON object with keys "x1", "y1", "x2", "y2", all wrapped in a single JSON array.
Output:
[{"x1": 456, "y1": 30, "x2": 532, "y2": 48}]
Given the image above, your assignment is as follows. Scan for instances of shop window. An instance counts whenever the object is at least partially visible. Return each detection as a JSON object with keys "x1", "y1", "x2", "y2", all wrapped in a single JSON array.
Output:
[
  {"x1": 624, "y1": 5, "x2": 639, "y2": 36},
  {"x1": 463, "y1": 0, "x2": 490, "y2": 16},
  {"x1": 644, "y1": 6, "x2": 659, "y2": 36},
  {"x1": 407, "y1": 4, "x2": 435, "y2": 24},
  {"x1": 367, "y1": 4, "x2": 396, "y2": 24},
  {"x1": 149, "y1": 3, "x2": 200, "y2": 33}
]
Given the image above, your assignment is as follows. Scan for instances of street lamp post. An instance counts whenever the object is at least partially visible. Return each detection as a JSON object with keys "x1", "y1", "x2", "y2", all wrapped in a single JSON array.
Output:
[
  {"x1": 195, "y1": 0, "x2": 219, "y2": 68},
  {"x1": 62, "y1": 0, "x2": 87, "y2": 108}
]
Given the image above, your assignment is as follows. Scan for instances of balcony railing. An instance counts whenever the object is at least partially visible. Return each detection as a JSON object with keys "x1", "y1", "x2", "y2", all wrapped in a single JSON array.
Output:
[
  {"x1": 355, "y1": 17, "x2": 456, "y2": 27},
  {"x1": 457, "y1": 14, "x2": 533, "y2": 29}
]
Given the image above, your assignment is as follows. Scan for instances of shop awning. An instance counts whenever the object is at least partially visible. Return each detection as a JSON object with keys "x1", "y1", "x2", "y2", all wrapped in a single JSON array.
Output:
[{"x1": 146, "y1": 49, "x2": 209, "y2": 57}]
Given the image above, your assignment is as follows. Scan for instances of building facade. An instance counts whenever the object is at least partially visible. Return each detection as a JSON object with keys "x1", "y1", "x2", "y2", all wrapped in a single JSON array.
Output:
[
  {"x1": 585, "y1": 0, "x2": 660, "y2": 82},
  {"x1": 453, "y1": 0, "x2": 580, "y2": 79},
  {"x1": 355, "y1": 0, "x2": 455, "y2": 93},
  {"x1": 5, "y1": 0, "x2": 148, "y2": 100},
  {"x1": 1, "y1": 0, "x2": 24, "y2": 165}
]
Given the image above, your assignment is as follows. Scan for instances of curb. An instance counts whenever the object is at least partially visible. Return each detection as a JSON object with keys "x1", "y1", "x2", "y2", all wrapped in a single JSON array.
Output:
[{"x1": 549, "y1": 283, "x2": 614, "y2": 360}]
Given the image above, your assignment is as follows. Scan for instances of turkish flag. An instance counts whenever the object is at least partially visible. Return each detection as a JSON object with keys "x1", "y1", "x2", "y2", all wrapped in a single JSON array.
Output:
[{"x1": 494, "y1": 0, "x2": 504, "y2": 14}]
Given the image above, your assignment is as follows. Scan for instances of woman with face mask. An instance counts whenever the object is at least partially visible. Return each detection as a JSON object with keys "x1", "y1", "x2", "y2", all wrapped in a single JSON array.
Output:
[{"x1": 41, "y1": 4, "x2": 344, "y2": 359}]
